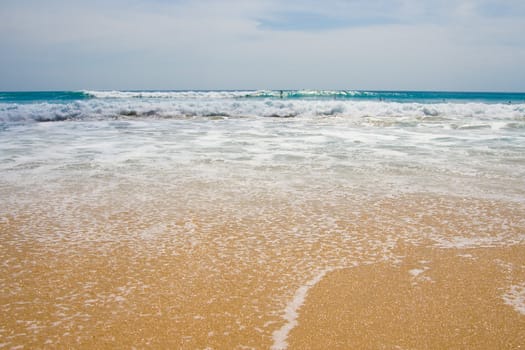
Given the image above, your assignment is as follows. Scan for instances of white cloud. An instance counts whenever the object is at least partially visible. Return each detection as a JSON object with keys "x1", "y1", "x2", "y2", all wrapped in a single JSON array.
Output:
[{"x1": 0, "y1": 0, "x2": 523, "y2": 90}]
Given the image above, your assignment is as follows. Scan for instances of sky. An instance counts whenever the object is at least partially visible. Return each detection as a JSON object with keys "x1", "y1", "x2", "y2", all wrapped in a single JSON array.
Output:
[{"x1": 0, "y1": 0, "x2": 524, "y2": 91}]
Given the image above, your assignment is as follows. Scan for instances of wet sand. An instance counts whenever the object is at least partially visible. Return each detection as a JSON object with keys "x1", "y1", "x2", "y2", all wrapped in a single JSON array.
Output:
[
  {"x1": 288, "y1": 244, "x2": 525, "y2": 349},
  {"x1": 1, "y1": 194, "x2": 525, "y2": 349}
]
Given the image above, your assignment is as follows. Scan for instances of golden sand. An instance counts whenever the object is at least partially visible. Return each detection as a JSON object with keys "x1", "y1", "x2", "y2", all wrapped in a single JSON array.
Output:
[
  {"x1": 288, "y1": 244, "x2": 525, "y2": 349},
  {"x1": 1, "y1": 195, "x2": 524, "y2": 349}
]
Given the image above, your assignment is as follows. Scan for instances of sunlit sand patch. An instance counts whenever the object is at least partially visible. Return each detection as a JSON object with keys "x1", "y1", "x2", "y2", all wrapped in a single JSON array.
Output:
[{"x1": 288, "y1": 244, "x2": 525, "y2": 349}]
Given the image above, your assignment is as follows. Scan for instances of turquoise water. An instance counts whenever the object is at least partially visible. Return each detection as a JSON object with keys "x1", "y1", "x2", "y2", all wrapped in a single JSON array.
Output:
[
  {"x1": 1, "y1": 90, "x2": 524, "y2": 104},
  {"x1": 0, "y1": 91, "x2": 90, "y2": 103},
  {"x1": 241, "y1": 90, "x2": 525, "y2": 103}
]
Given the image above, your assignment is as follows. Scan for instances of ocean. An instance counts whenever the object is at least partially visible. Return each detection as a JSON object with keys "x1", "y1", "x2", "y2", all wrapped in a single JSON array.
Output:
[{"x1": 1, "y1": 90, "x2": 525, "y2": 348}]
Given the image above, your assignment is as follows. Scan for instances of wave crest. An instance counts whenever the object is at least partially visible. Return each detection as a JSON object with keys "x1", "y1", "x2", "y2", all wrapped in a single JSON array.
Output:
[{"x1": 1, "y1": 97, "x2": 524, "y2": 126}]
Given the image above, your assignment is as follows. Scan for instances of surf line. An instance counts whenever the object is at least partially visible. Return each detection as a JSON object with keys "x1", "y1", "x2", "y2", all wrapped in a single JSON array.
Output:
[{"x1": 271, "y1": 268, "x2": 333, "y2": 350}]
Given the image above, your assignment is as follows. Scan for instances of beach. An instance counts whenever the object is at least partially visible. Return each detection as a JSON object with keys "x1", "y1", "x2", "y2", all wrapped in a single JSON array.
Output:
[{"x1": 1, "y1": 90, "x2": 525, "y2": 348}]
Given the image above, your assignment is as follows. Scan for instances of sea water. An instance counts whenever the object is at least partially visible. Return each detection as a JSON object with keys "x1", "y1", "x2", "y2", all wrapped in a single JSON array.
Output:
[
  {"x1": 1, "y1": 90, "x2": 524, "y2": 199},
  {"x1": 1, "y1": 90, "x2": 525, "y2": 348}
]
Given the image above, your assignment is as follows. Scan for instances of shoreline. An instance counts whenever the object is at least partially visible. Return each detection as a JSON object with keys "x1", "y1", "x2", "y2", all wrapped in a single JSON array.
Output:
[{"x1": 271, "y1": 269, "x2": 332, "y2": 350}]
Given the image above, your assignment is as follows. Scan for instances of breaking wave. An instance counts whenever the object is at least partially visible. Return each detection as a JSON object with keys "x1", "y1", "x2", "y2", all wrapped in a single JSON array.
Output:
[{"x1": 0, "y1": 90, "x2": 524, "y2": 125}]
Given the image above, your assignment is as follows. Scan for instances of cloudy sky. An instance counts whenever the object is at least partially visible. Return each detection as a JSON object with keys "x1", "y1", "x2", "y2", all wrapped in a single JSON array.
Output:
[{"x1": 1, "y1": 0, "x2": 524, "y2": 91}]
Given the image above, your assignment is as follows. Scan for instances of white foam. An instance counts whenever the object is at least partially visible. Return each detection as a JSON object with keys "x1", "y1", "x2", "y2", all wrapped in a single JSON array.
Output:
[
  {"x1": 1, "y1": 96, "x2": 524, "y2": 124},
  {"x1": 433, "y1": 234, "x2": 525, "y2": 249},
  {"x1": 82, "y1": 90, "x2": 257, "y2": 99},
  {"x1": 409, "y1": 268, "x2": 426, "y2": 277},
  {"x1": 271, "y1": 269, "x2": 332, "y2": 350},
  {"x1": 502, "y1": 282, "x2": 525, "y2": 315}
]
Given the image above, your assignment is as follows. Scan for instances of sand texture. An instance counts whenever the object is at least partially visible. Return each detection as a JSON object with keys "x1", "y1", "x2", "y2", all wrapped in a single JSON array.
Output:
[{"x1": 1, "y1": 194, "x2": 524, "y2": 349}]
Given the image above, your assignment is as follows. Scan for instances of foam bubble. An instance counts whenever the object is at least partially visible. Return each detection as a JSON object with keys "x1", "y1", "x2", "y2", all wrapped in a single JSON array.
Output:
[
  {"x1": 502, "y1": 283, "x2": 525, "y2": 315},
  {"x1": 409, "y1": 268, "x2": 426, "y2": 277}
]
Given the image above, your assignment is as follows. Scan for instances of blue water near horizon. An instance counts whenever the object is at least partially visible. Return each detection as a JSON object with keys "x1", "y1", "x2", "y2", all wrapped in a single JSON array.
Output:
[
  {"x1": 1, "y1": 89, "x2": 525, "y2": 104},
  {"x1": 0, "y1": 91, "x2": 90, "y2": 103},
  {"x1": 241, "y1": 90, "x2": 525, "y2": 103}
]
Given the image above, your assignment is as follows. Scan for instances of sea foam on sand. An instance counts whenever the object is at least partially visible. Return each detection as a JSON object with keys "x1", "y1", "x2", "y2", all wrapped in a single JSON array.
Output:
[
  {"x1": 503, "y1": 282, "x2": 525, "y2": 315},
  {"x1": 271, "y1": 269, "x2": 332, "y2": 350}
]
